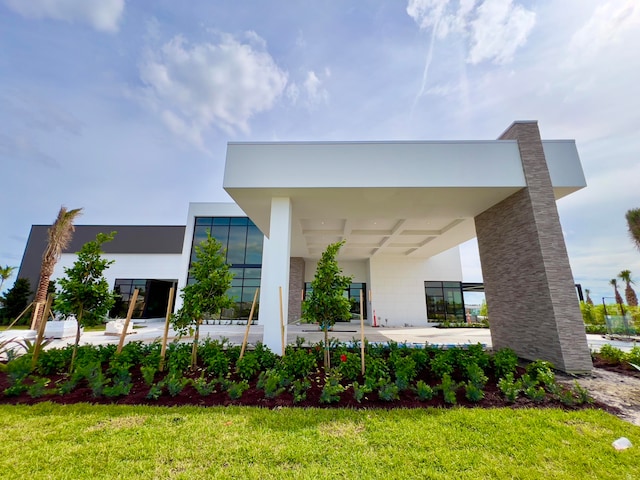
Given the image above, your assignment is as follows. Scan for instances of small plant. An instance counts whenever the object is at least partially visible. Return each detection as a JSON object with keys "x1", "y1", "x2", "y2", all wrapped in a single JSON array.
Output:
[
  {"x1": 6, "y1": 354, "x2": 33, "y2": 387},
  {"x1": 524, "y1": 385, "x2": 546, "y2": 402},
  {"x1": 571, "y1": 381, "x2": 593, "y2": 405},
  {"x1": 235, "y1": 353, "x2": 260, "y2": 380},
  {"x1": 415, "y1": 380, "x2": 434, "y2": 401},
  {"x1": 335, "y1": 351, "x2": 361, "y2": 381},
  {"x1": 253, "y1": 342, "x2": 277, "y2": 369},
  {"x1": 146, "y1": 382, "x2": 164, "y2": 400},
  {"x1": 290, "y1": 378, "x2": 311, "y2": 404},
  {"x1": 519, "y1": 373, "x2": 537, "y2": 390},
  {"x1": 377, "y1": 379, "x2": 400, "y2": 402},
  {"x1": 492, "y1": 348, "x2": 519, "y2": 378},
  {"x1": 320, "y1": 370, "x2": 344, "y2": 404},
  {"x1": 103, "y1": 381, "x2": 132, "y2": 398},
  {"x1": 204, "y1": 349, "x2": 230, "y2": 377},
  {"x1": 465, "y1": 363, "x2": 488, "y2": 389},
  {"x1": 351, "y1": 381, "x2": 372, "y2": 403},
  {"x1": 364, "y1": 356, "x2": 390, "y2": 385},
  {"x1": 36, "y1": 348, "x2": 70, "y2": 375},
  {"x1": 464, "y1": 382, "x2": 485, "y2": 402},
  {"x1": 166, "y1": 373, "x2": 188, "y2": 397},
  {"x1": 391, "y1": 354, "x2": 417, "y2": 391},
  {"x1": 557, "y1": 388, "x2": 577, "y2": 406},
  {"x1": 525, "y1": 360, "x2": 555, "y2": 382},
  {"x1": 597, "y1": 344, "x2": 626, "y2": 365},
  {"x1": 280, "y1": 348, "x2": 317, "y2": 379},
  {"x1": 430, "y1": 351, "x2": 454, "y2": 378},
  {"x1": 257, "y1": 369, "x2": 286, "y2": 399},
  {"x1": 227, "y1": 380, "x2": 249, "y2": 400},
  {"x1": 141, "y1": 365, "x2": 157, "y2": 386},
  {"x1": 192, "y1": 375, "x2": 217, "y2": 396},
  {"x1": 439, "y1": 374, "x2": 460, "y2": 404},
  {"x1": 497, "y1": 373, "x2": 521, "y2": 403},
  {"x1": 627, "y1": 346, "x2": 640, "y2": 367}
]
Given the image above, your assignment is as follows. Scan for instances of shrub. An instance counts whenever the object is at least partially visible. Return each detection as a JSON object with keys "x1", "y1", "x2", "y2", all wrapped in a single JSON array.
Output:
[
  {"x1": 27, "y1": 376, "x2": 50, "y2": 398},
  {"x1": 253, "y1": 342, "x2": 277, "y2": 369},
  {"x1": 351, "y1": 381, "x2": 372, "y2": 403},
  {"x1": 524, "y1": 385, "x2": 546, "y2": 402},
  {"x1": 320, "y1": 370, "x2": 344, "y2": 404},
  {"x1": 390, "y1": 354, "x2": 417, "y2": 391},
  {"x1": 290, "y1": 379, "x2": 311, "y2": 404},
  {"x1": 335, "y1": 351, "x2": 361, "y2": 381},
  {"x1": 492, "y1": 348, "x2": 519, "y2": 378},
  {"x1": 439, "y1": 374, "x2": 460, "y2": 405},
  {"x1": 525, "y1": 360, "x2": 555, "y2": 382},
  {"x1": 192, "y1": 375, "x2": 217, "y2": 396},
  {"x1": 204, "y1": 349, "x2": 229, "y2": 377},
  {"x1": 497, "y1": 373, "x2": 521, "y2": 403},
  {"x1": 280, "y1": 348, "x2": 317, "y2": 379},
  {"x1": 465, "y1": 363, "x2": 488, "y2": 389},
  {"x1": 464, "y1": 382, "x2": 484, "y2": 402},
  {"x1": 236, "y1": 353, "x2": 260, "y2": 380},
  {"x1": 627, "y1": 346, "x2": 640, "y2": 367},
  {"x1": 415, "y1": 380, "x2": 434, "y2": 401},
  {"x1": 36, "y1": 348, "x2": 70, "y2": 375},
  {"x1": 376, "y1": 378, "x2": 399, "y2": 402},
  {"x1": 146, "y1": 382, "x2": 164, "y2": 400},
  {"x1": 429, "y1": 350, "x2": 454, "y2": 378},
  {"x1": 597, "y1": 344, "x2": 626, "y2": 364},
  {"x1": 257, "y1": 369, "x2": 286, "y2": 399},
  {"x1": 140, "y1": 365, "x2": 157, "y2": 386},
  {"x1": 364, "y1": 356, "x2": 390, "y2": 386},
  {"x1": 226, "y1": 380, "x2": 249, "y2": 400},
  {"x1": 166, "y1": 373, "x2": 188, "y2": 397}
]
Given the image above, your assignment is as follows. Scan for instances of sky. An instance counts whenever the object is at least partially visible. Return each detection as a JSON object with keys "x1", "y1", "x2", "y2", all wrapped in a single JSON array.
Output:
[{"x1": 1, "y1": 0, "x2": 639, "y2": 303}]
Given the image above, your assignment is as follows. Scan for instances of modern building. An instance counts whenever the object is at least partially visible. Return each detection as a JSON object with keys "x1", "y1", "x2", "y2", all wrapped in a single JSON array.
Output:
[{"x1": 17, "y1": 121, "x2": 592, "y2": 372}]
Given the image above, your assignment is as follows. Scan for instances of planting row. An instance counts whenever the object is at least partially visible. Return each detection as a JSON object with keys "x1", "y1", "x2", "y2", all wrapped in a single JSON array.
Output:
[{"x1": 0, "y1": 339, "x2": 593, "y2": 407}]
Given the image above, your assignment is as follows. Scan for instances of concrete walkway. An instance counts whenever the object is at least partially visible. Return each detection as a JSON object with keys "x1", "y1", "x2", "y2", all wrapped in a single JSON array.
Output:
[{"x1": 29, "y1": 320, "x2": 637, "y2": 353}]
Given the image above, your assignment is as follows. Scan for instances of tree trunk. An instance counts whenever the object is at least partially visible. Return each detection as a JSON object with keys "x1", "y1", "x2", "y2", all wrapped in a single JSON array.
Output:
[
  {"x1": 31, "y1": 267, "x2": 54, "y2": 331},
  {"x1": 625, "y1": 284, "x2": 638, "y2": 307},
  {"x1": 70, "y1": 308, "x2": 83, "y2": 373},
  {"x1": 324, "y1": 326, "x2": 330, "y2": 371},
  {"x1": 191, "y1": 319, "x2": 201, "y2": 369}
]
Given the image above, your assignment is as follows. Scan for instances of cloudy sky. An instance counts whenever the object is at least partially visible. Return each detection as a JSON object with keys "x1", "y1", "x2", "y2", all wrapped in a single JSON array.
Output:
[{"x1": 1, "y1": 0, "x2": 639, "y2": 303}]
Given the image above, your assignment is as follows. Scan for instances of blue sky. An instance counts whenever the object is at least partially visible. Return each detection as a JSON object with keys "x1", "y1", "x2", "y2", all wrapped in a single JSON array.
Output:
[{"x1": 1, "y1": 0, "x2": 639, "y2": 303}]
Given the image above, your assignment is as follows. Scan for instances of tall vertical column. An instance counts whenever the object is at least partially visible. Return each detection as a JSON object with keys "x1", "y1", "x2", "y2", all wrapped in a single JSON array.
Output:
[
  {"x1": 475, "y1": 121, "x2": 592, "y2": 373},
  {"x1": 259, "y1": 197, "x2": 292, "y2": 354}
]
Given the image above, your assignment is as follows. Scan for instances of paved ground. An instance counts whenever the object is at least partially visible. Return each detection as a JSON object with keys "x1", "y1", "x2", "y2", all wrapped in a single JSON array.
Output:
[{"x1": 31, "y1": 319, "x2": 638, "y2": 353}]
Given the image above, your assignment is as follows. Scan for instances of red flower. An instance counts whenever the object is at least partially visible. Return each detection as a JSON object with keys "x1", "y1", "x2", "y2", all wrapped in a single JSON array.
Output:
[{"x1": 340, "y1": 354, "x2": 347, "y2": 362}]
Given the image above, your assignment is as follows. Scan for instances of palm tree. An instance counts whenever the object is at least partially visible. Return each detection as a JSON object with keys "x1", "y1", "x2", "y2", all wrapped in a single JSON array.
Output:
[
  {"x1": 626, "y1": 208, "x2": 640, "y2": 251},
  {"x1": 584, "y1": 288, "x2": 594, "y2": 305},
  {"x1": 609, "y1": 278, "x2": 625, "y2": 315},
  {"x1": 0, "y1": 265, "x2": 17, "y2": 293},
  {"x1": 618, "y1": 270, "x2": 638, "y2": 306},
  {"x1": 30, "y1": 206, "x2": 83, "y2": 329}
]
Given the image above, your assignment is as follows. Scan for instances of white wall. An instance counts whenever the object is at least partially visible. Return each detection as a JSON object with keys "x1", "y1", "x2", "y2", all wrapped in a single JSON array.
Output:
[
  {"x1": 52, "y1": 253, "x2": 183, "y2": 291},
  {"x1": 368, "y1": 247, "x2": 463, "y2": 327},
  {"x1": 303, "y1": 259, "x2": 367, "y2": 283}
]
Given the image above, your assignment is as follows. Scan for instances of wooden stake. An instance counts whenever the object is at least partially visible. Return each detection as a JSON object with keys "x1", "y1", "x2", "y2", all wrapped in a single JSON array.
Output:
[
  {"x1": 159, "y1": 287, "x2": 175, "y2": 372},
  {"x1": 30, "y1": 302, "x2": 42, "y2": 330},
  {"x1": 279, "y1": 286, "x2": 285, "y2": 356},
  {"x1": 239, "y1": 288, "x2": 259, "y2": 360},
  {"x1": 360, "y1": 290, "x2": 365, "y2": 376},
  {"x1": 3, "y1": 302, "x2": 34, "y2": 332},
  {"x1": 116, "y1": 288, "x2": 138, "y2": 354}
]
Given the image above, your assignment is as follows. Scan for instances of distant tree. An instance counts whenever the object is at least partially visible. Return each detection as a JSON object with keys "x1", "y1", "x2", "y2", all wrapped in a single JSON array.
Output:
[
  {"x1": 618, "y1": 270, "x2": 638, "y2": 307},
  {"x1": 0, "y1": 278, "x2": 32, "y2": 325},
  {"x1": 31, "y1": 206, "x2": 83, "y2": 329},
  {"x1": 584, "y1": 288, "x2": 594, "y2": 305},
  {"x1": 626, "y1": 208, "x2": 640, "y2": 251},
  {"x1": 302, "y1": 241, "x2": 353, "y2": 369},
  {"x1": 609, "y1": 278, "x2": 625, "y2": 315},
  {"x1": 0, "y1": 265, "x2": 17, "y2": 293},
  {"x1": 55, "y1": 232, "x2": 116, "y2": 370},
  {"x1": 172, "y1": 232, "x2": 234, "y2": 368}
]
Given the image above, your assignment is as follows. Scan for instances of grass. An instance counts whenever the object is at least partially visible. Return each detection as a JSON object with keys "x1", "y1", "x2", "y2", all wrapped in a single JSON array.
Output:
[{"x1": 0, "y1": 404, "x2": 637, "y2": 479}]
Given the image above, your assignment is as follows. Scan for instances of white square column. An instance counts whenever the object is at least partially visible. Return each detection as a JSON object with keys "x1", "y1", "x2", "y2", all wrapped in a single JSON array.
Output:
[{"x1": 259, "y1": 197, "x2": 292, "y2": 354}]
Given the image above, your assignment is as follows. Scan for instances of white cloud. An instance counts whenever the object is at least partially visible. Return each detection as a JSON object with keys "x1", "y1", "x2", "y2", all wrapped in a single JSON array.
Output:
[
  {"x1": 406, "y1": 0, "x2": 536, "y2": 65},
  {"x1": 286, "y1": 70, "x2": 329, "y2": 109},
  {"x1": 467, "y1": 0, "x2": 536, "y2": 64},
  {"x1": 570, "y1": 1, "x2": 640, "y2": 58},
  {"x1": 138, "y1": 32, "x2": 288, "y2": 144},
  {"x1": 3, "y1": 0, "x2": 125, "y2": 32}
]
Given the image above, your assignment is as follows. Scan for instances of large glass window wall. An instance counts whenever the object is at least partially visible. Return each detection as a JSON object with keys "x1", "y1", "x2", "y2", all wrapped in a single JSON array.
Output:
[
  {"x1": 189, "y1": 217, "x2": 263, "y2": 319},
  {"x1": 304, "y1": 282, "x2": 367, "y2": 320},
  {"x1": 424, "y1": 281, "x2": 464, "y2": 321}
]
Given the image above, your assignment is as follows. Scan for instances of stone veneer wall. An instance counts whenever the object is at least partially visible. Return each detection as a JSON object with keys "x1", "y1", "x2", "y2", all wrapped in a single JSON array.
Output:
[
  {"x1": 288, "y1": 257, "x2": 305, "y2": 323},
  {"x1": 474, "y1": 121, "x2": 592, "y2": 373}
]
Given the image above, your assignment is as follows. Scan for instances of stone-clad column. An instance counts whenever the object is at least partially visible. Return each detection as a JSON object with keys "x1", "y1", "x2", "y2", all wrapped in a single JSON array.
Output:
[
  {"x1": 475, "y1": 121, "x2": 592, "y2": 373},
  {"x1": 288, "y1": 257, "x2": 305, "y2": 323}
]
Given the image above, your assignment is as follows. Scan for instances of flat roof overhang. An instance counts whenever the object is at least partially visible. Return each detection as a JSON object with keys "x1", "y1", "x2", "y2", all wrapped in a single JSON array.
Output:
[{"x1": 224, "y1": 140, "x2": 585, "y2": 260}]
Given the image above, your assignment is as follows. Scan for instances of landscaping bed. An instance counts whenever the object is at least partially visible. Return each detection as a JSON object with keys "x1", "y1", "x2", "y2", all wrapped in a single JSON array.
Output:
[{"x1": 0, "y1": 339, "x2": 617, "y2": 413}]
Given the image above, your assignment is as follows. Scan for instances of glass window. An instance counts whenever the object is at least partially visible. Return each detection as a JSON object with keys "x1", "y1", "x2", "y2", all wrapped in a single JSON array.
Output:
[
  {"x1": 424, "y1": 281, "x2": 464, "y2": 321},
  {"x1": 226, "y1": 225, "x2": 247, "y2": 264}
]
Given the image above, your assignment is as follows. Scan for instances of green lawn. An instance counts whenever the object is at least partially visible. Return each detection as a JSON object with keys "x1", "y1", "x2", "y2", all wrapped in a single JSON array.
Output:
[{"x1": 0, "y1": 404, "x2": 637, "y2": 479}]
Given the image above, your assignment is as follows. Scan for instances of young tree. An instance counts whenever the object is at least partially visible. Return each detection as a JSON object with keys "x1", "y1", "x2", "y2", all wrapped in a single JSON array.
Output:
[
  {"x1": 0, "y1": 278, "x2": 32, "y2": 325},
  {"x1": 0, "y1": 265, "x2": 17, "y2": 293},
  {"x1": 618, "y1": 270, "x2": 638, "y2": 307},
  {"x1": 172, "y1": 232, "x2": 234, "y2": 368},
  {"x1": 609, "y1": 278, "x2": 625, "y2": 315},
  {"x1": 584, "y1": 288, "x2": 594, "y2": 305},
  {"x1": 31, "y1": 206, "x2": 83, "y2": 329},
  {"x1": 626, "y1": 208, "x2": 640, "y2": 251},
  {"x1": 302, "y1": 241, "x2": 353, "y2": 369},
  {"x1": 55, "y1": 232, "x2": 116, "y2": 370}
]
